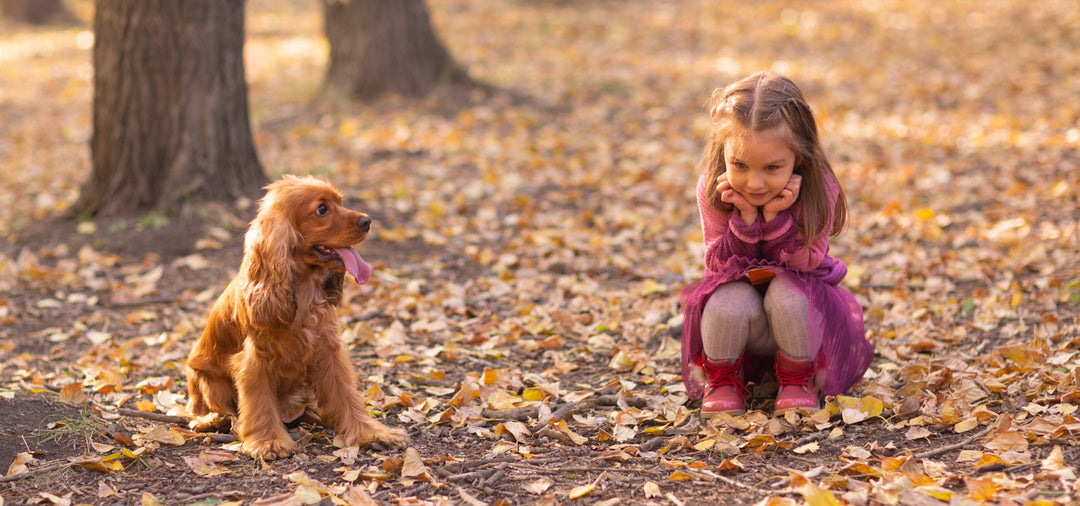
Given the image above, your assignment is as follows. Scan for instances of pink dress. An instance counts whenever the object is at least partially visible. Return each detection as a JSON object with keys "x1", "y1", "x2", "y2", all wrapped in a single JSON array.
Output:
[{"x1": 681, "y1": 173, "x2": 871, "y2": 400}]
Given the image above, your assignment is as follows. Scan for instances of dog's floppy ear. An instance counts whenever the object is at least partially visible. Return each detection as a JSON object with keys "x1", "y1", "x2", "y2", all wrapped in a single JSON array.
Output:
[{"x1": 238, "y1": 199, "x2": 300, "y2": 329}]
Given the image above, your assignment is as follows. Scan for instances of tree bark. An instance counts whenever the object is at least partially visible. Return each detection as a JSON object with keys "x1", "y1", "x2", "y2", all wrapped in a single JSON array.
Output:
[
  {"x1": 321, "y1": 0, "x2": 471, "y2": 100},
  {"x1": 0, "y1": 0, "x2": 79, "y2": 25},
  {"x1": 74, "y1": 0, "x2": 265, "y2": 217}
]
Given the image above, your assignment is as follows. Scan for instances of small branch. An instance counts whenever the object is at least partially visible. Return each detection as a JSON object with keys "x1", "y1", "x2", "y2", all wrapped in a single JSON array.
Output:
[
  {"x1": 913, "y1": 426, "x2": 993, "y2": 460},
  {"x1": 0, "y1": 462, "x2": 67, "y2": 483},
  {"x1": 116, "y1": 408, "x2": 188, "y2": 425},
  {"x1": 482, "y1": 406, "x2": 538, "y2": 421},
  {"x1": 441, "y1": 456, "x2": 520, "y2": 474},
  {"x1": 481, "y1": 395, "x2": 647, "y2": 422},
  {"x1": 445, "y1": 469, "x2": 498, "y2": 483},
  {"x1": 789, "y1": 431, "x2": 829, "y2": 448}
]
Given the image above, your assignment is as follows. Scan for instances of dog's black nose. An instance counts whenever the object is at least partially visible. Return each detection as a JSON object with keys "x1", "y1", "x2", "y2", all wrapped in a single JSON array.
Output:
[{"x1": 357, "y1": 216, "x2": 371, "y2": 232}]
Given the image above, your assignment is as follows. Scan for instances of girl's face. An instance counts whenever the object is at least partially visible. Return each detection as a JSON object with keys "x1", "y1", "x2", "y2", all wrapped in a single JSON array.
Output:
[{"x1": 723, "y1": 126, "x2": 797, "y2": 207}]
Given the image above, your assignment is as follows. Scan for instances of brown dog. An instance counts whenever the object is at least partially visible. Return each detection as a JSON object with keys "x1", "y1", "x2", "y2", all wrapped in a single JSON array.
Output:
[{"x1": 185, "y1": 175, "x2": 408, "y2": 459}]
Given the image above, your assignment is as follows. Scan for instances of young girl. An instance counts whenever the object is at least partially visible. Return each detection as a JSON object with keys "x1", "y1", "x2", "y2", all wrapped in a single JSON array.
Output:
[{"x1": 681, "y1": 72, "x2": 872, "y2": 416}]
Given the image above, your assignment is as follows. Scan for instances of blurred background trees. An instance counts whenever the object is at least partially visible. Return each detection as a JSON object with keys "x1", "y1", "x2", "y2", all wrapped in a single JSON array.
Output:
[
  {"x1": 72, "y1": 0, "x2": 468, "y2": 217},
  {"x1": 74, "y1": 0, "x2": 266, "y2": 217},
  {"x1": 321, "y1": 0, "x2": 472, "y2": 100},
  {"x1": 0, "y1": 0, "x2": 79, "y2": 25}
]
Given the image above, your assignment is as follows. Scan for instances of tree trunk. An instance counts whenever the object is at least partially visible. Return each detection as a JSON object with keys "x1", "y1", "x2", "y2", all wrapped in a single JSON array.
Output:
[
  {"x1": 74, "y1": 0, "x2": 265, "y2": 217},
  {"x1": 321, "y1": 0, "x2": 471, "y2": 100},
  {"x1": 0, "y1": 0, "x2": 79, "y2": 25}
]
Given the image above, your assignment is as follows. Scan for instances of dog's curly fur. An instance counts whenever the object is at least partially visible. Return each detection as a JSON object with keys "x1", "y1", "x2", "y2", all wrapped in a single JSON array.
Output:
[{"x1": 185, "y1": 175, "x2": 408, "y2": 460}]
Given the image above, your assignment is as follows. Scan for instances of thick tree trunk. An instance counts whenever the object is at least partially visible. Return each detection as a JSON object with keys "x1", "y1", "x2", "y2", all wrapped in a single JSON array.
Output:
[
  {"x1": 74, "y1": 0, "x2": 265, "y2": 217},
  {"x1": 0, "y1": 0, "x2": 79, "y2": 25},
  {"x1": 322, "y1": 0, "x2": 471, "y2": 100}
]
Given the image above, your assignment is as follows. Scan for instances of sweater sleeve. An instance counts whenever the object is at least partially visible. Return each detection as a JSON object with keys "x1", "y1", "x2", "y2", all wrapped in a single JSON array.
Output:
[
  {"x1": 761, "y1": 176, "x2": 839, "y2": 272},
  {"x1": 697, "y1": 173, "x2": 761, "y2": 271}
]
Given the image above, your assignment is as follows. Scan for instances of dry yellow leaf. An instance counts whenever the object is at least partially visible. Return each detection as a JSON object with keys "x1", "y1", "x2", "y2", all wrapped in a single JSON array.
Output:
[
  {"x1": 964, "y1": 476, "x2": 997, "y2": 502},
  {"x1": 482, "y1": 367, "x2": 498, "y2": 385},
  {"x1": 791, "y1": 471, "x2": 841, "y2": 506},
  {"x1": 555, "y1": 420, "x2": 588, "y2": 445},
  {"x1": 568, "y1": 483, "x2": 595, "y2": 499},
  {"x1": 141, "y1": 427, "x2": 186, "y2": 446},
  {"x1": 59, "y1": 382, "x2": 85, "y2": 403},
  {"x1": 691, "y1": 438, "x2": 716, "y2": 451},
  {"x1": 905, "y1": 427, "x2": 933, "y2": 440},
  {"x1": 954, "y1": 417, "x2": 979, "y2": 433},
  {"x1": 521, "y1": 387, "x2": 545, "y2": 401},
  {"x1": 1040, "y1": 445, "x2": 1065, "y2": 471},
  {"x1": 401, "y1": 447, "x2": 427, "y2": 478},
  {"x1": 524, "y1": 478, "x2": 553, "y2": 495},
  {"x1": 984, "y1": 430, "x2": 1028, "y2": 453},
  {"x1": 141, "y1": 492, "x2": 164, "y2": 506},
  {"x1": 667, "y1": 469, "x2": 696, "y2": 481}
]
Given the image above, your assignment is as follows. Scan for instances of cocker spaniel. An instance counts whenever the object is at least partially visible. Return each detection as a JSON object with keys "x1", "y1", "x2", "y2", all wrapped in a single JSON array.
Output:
[{"x1": 185, "y1": 175, "x2": 408, "y2": 459}]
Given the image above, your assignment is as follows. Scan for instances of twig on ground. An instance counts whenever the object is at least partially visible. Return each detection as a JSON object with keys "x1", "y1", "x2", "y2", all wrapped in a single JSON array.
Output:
[
  {"x1": 116, "y1": 408, "x2": 188, "y2": 425},
  {"x1": 481, "y1": 394, "x2": 648, "y2": 422},
  {"x1": 0, "y1": 462, "x2": 67, "y2": 483},
  {"x1": 913, "y1": 426, "x2": 993, "y2": 460},
  {"x1": 445, "y1": 469, "x2": 499, "y2": 483},
  {"x1": 790, "y1": 430, "x2": 829, "y2": 447},
  {"x1": 481, "y1": 406, "x2": 538, "y2": 421}
]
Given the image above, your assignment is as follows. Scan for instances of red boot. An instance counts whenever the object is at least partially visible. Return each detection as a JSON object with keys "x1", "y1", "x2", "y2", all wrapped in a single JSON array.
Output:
[
  {"x1": 701, "y1": 356, "x2": 747, "y2": 417},
  {"x1": 774, "y1": 351, "x2": 819, "y2": 414}
]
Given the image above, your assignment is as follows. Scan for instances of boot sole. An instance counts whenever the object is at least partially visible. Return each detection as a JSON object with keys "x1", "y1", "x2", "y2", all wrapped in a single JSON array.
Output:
[
  {"x1": 773, "y1": 405, "x2": 819, "y2": 416},
  {"x1": 701, "y1": 409, "x2": 747, "y2": 418}
]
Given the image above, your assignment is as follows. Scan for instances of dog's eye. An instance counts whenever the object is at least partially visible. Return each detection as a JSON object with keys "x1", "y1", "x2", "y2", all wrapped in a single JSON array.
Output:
[{"x1": 316, "y1": 204, "x2": 330, "y2": 216}]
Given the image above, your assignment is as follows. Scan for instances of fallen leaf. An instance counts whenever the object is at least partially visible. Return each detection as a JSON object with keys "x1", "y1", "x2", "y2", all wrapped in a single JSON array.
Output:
[
  {"x1": 401, "y1": 447, "x2": 427, "y2": 478},
  {"x1": 905, "y1": 427, "x2": 934, "y2": 440},
  {"x1": 524, "y1": 478, "x2": 553, "y2": 495},
  {"x1": 791, "y1": 470, "x2": 841, "y2": 506},
  {"x1": 964, "y1": 476, "x2": 996, "y2": 502},
  {"x1": 6, "y1": 452, "x2": 35, "y2": 476},
  {"x1": 668, "y1": 469, "x2": 696, "y2": 481},
  {"x1": 140, "y1": 427, "x2": 186, "y2": 446},
  {"x1": 568, "y1": 472, "x2": 605, "y2": 499}
]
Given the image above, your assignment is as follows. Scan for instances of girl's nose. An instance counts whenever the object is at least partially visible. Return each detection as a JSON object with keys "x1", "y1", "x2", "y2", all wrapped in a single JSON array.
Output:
[{"x1": 747, "y1": 173, "x2": 765, "y2": 190}]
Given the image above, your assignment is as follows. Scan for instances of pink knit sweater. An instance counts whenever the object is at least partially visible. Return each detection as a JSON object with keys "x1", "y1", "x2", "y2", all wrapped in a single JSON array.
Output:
[{"x1": 681, "y1": 172, "x2": 871, "y2": 400}]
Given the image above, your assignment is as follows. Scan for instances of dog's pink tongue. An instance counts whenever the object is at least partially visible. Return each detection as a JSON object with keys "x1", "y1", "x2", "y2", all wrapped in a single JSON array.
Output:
[{"x1": 335, "y1": 247, "x2": 371, "y2": 285}]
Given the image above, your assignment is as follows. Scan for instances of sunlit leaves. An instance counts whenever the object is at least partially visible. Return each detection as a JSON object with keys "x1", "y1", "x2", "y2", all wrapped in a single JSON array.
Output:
[{"x1": 2, "y1": 0, "x2": 1080, "y2": 504}]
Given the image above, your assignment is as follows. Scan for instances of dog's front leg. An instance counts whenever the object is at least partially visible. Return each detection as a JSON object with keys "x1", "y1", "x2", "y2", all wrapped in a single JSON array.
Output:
[
  {"x1": 232, "y1": 341, "x2": 295, "y2": 460},
  {"x1": 310, "y1": 338, "x2": 409, "y2": 449}
]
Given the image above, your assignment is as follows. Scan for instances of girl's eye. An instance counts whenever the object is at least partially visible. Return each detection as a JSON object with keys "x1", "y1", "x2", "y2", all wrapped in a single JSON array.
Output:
[
  {"x1": 731, "y1": 161, "x2": 748, "y2": 169},
  {"x1": 316, "y1": 204, "x2": 330, "y2": 216}
]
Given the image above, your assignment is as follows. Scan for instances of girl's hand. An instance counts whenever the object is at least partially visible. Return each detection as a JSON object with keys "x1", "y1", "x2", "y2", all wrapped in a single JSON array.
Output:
[
  {"x1": 717, "y1": 173, "x2": 757, "y2": 226},
  {"x1": 762, "y1": 174, "x2": 802, "y2": 222}
]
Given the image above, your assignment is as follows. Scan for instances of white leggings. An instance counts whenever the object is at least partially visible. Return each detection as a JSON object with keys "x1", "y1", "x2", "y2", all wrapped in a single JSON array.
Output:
[{"x1": 701, "y1": 273, "x2": 818, "y2": 361}]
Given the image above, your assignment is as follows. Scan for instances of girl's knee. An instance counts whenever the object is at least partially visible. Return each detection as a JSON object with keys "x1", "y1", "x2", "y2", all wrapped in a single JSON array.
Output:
[
  {"x1": 763, "y1": 278, "x2": 808, "y2": 316},
  {"x1": 704, "y1": 282, "x2": 764, "y2": 320}
]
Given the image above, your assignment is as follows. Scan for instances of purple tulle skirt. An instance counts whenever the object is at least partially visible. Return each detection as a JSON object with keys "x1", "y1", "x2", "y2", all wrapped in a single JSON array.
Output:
[{"x1": 681, "y1": 256, "x2": 871, "y2": 400}]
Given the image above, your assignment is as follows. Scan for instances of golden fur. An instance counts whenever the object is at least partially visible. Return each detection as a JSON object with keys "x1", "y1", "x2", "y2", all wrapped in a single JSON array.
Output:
[{"x1": 185, "y1": 175, "x2": 408, "y2": 460}]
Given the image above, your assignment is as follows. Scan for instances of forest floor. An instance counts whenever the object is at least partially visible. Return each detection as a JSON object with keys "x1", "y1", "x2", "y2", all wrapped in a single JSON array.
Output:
[{"x1": 2, "y1": 0, "x2": 1079, "y2": 505}]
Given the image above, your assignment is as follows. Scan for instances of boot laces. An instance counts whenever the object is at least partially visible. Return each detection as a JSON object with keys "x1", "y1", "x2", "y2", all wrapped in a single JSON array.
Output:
[
  {"x1": 775, "y1": 363, "x2": 814, "y2": 388},
  {"x1": 704, "y1": 356, "x2": 748, "y2": 401}
]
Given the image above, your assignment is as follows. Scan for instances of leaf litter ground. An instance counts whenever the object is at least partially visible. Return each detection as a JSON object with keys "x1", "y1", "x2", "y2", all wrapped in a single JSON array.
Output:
[{"x1": 2, "y1": 0, "x2": 1079, "y2": 504}]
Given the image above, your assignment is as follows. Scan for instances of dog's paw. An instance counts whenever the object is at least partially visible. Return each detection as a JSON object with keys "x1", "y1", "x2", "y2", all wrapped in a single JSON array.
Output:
[
  {"x1": 372, "y1": 426, "x2": 410, "y2": 449},
  {"x1": 337, "y1": 421, "x2": 410, "y2": 450},
  {"x1": 189, "y1": 412, "x2": 230, "y2": 433},
  {"x1": 240, "y1": 437, "x2": 296, "y2": 460}
]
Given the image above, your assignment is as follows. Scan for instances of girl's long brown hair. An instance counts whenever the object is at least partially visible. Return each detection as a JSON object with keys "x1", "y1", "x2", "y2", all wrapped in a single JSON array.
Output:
[{"x1": 701, "y1": 72, "x2": 847, "y2": 243}]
